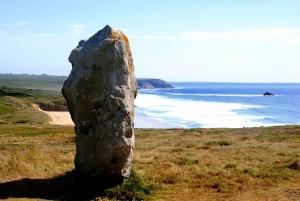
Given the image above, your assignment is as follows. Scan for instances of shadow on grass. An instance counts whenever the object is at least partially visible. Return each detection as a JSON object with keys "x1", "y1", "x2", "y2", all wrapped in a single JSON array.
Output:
[{"x1": 0, "y1": 170, "x2": 150, "y2": 201}]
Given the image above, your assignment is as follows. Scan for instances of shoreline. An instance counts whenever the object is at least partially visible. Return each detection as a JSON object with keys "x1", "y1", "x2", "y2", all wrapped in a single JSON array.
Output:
[
  {"x1": 34, "y1": 104, "x2": 176, "y2": 128},
  {"x1": 134, "y1": 113, "x2": 183, "y2": 128},
  {"x1": 33, "y1": 104, "x2": 298, "y2": 129}
]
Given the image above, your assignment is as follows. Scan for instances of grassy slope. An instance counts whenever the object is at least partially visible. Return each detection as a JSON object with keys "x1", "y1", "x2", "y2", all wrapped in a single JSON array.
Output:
[
  {"x1": 0, "y1": 87, "x2": 65, "y2": 125},
  {"x1": 0, "y1": 74, "x2": 66, "y2": 91},
  {"x1": 0, "y1": 125, "x2": 299, "y2": 201}
]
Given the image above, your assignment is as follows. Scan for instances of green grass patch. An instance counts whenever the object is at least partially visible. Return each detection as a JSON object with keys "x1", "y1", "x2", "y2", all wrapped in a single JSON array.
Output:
[
  {"x1": 0, "y1": 86, "x2": 67, "y2": 125},
  {"x1": 104, "y1": 169, "x2": 154, "y2": 201},
  {"x1": 0, "y1": 101, "x2": 13, "y2": 115}
]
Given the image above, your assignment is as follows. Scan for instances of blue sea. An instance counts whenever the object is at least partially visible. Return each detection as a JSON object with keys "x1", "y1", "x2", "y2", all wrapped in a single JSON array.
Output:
[{"x1": 134, "y1": 83, "x2": 300, "y2": 128}]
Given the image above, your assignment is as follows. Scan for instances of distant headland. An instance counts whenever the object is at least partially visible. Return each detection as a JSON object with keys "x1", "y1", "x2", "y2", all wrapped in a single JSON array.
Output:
[
  {"x1": 0, "y1": 74, "x2": 173, "y2": 91},
  {"x1": 137, "y1": 78, "x2": 173, "y2": 89}
]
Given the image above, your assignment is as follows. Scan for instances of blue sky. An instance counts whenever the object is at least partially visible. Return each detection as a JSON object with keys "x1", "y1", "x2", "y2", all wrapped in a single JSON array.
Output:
[{"x1": 0, "y1": 0, "x2": 299, "y2": 82}]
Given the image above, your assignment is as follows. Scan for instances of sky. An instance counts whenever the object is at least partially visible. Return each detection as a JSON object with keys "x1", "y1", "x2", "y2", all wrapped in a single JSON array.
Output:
[{"x1": 0, "y1": 0, "x2": 300, "y2": 82}]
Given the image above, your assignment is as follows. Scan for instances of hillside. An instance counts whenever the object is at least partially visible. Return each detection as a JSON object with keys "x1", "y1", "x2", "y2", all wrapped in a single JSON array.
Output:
[
  {"x1": 0, "y1": 74, "x2": 66, "y2": 91},
  {"x1": 0, "y1": 86, "x2": 65, "y2": 124},
  {"x1": 0, "y1": 74, "x2": 173, "y2": 91}
]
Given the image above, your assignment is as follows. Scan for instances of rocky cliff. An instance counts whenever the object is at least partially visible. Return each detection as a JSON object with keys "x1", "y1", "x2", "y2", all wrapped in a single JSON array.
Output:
[{"x1": 137, "y1": 78, "x2": 173, "y2": 89}]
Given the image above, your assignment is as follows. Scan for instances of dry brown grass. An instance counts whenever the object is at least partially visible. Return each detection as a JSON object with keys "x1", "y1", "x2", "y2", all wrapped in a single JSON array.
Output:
[
  {"x1": 134, "y1": 126, "x2": 300, "y2": 201},
  {"x1": 0, "y1": 125, "x2": 300, "y2": 200},
  {"x1": 0, "y1": 126, "x2": 75, "y2": 182}
]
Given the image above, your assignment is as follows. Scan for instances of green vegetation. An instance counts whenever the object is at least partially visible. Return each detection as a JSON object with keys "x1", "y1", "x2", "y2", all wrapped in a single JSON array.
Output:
[
  {"x1": 0, "y1": 86, "x2": 65, "y2": 125},
  {"x1": 0, "y1": 74, "x2": 66, "y2": 91},
  {"x1": 104, "y1": 170, "x2": 154, "y2": 200}
]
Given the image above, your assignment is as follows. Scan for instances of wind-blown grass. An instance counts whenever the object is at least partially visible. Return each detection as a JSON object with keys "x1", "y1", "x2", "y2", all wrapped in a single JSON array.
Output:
[{"x1": 0, "y1": 125, "x2": 300, "y2": 200}]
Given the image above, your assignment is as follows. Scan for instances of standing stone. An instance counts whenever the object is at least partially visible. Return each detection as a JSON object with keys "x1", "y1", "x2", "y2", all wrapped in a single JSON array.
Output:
[{"x1": 62, "y1": 25, "x2": 137, "y2": 179}]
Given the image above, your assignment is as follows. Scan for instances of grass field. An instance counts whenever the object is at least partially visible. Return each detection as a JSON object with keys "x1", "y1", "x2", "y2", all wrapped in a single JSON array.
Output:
[
  {"x1": 0, "y1": 125, "x2": 300, "y2": 201},
  {"x1": 0, "y1": 82, "x2": 299, "y2": 200}
]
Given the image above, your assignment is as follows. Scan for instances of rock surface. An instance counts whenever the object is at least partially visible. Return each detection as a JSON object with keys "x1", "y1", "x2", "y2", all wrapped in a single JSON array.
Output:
[
  {"x1": 62, "y1": 25, "x2": 137, "y2": 179},
  {"x1": 263, "y1": 92, "x2": 274, "y2": 96}
]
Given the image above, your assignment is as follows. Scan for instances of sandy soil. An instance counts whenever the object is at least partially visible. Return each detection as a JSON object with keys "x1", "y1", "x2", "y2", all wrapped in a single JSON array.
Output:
[
  {"x1": 32, "y1": 104, "x2": 74, "y2": 126},
  {"x1": 43, "y1": 110, "x2": 74, "y2": 126}
]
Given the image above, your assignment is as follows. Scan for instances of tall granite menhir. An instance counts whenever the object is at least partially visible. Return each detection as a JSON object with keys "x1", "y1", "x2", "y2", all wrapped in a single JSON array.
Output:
[{"x1": 62, "y1": 25, "x2": 137, "y2": 179}]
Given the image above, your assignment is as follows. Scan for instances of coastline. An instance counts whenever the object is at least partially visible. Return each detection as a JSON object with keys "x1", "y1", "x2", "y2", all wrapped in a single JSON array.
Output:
[
  {"x1": 34, "y1": 104, "x2": 296, "y2": 129},
  {"x1": 134, "y1": 112, "x2": 183, "y2": 128},
  {"x1": 34, "y1": 104, "x2": 176, "y2": 128}
]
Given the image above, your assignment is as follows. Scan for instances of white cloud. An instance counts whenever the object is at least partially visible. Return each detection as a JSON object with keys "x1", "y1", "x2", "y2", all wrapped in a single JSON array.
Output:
[
  {"x1": 17, "y1": 21, "x2": 30, "y2": 26},
  {"x1": 70, "y1": 24, "x2": 86, "y2": 35},
  {"x1": 134, "y1": 28, "x2": 300, "y2": 44}
]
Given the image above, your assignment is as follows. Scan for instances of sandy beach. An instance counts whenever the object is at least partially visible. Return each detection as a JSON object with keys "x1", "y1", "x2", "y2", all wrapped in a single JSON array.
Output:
[
  {"x1": 33, "y1": 104, "x2": 74, "y2": 126},
  {"x1": 34, "y1": 104, "x2": 176, "y2": 128},
  {"x1": 42, "y1": 110, "x2": 74, "y2": 126}
]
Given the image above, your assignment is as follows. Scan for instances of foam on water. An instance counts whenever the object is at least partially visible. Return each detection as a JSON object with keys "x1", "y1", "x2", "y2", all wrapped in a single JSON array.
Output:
[{"x1": 135, "y1": 94, "x2": 277, "y2": 128}]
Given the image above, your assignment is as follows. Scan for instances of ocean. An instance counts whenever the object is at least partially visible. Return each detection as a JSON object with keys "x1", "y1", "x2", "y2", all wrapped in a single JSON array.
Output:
[{"x1": 134, "y1": 82, "x2": 300, "y2": 128}]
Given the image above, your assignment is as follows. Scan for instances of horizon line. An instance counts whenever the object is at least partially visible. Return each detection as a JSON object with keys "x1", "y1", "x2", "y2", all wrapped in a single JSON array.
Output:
[{"x1": 1, "y1": 73, "x2": 300, "y2": 84}]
